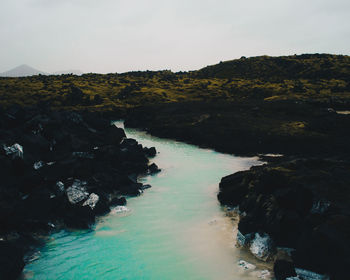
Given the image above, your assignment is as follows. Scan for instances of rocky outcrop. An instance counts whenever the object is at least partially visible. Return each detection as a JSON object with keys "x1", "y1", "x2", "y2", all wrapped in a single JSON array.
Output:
[
  {"x1": 125, "y1": 101, "x2": 350, "y2": 158},
  {"x1": 0, "y1": 106, "x2": 158, "y2": 279},
  {"x1": 218, "y1": 158, "x2": 350, "y2": 280}
]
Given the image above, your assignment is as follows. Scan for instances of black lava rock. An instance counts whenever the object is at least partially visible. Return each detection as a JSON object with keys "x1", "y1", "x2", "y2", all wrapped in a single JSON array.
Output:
[
  {"x1": 0, "y1": 107, "x2": 158, "y2": 276},
  {"x1": 274, "y1": 260, "x2": 297, "y2": 280}
]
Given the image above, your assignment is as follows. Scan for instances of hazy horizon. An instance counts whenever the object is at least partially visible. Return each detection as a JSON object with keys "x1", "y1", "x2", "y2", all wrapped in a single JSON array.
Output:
[{"x1": 1, "y1": 0, "x2": 350, "y2": 74}]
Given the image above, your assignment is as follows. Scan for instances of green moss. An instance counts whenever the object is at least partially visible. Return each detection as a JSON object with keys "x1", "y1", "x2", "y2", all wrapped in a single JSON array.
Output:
[{"x1": 0, "y1": 54, "x2": 349, "y2": 111}]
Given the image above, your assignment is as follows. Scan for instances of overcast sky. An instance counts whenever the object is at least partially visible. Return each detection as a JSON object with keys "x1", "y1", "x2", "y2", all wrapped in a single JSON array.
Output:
[{"x1": 1, "y1": 0, "x2": 349, "y2": 73}]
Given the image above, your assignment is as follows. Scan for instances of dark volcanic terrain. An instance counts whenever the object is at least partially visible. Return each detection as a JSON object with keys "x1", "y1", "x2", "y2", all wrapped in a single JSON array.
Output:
[
  {"x1": 0, "y1": 106, "x2": 158, "y2": 279},
  {"x1": 1, "y1": 54, "x2": 350, "y2": 279}
]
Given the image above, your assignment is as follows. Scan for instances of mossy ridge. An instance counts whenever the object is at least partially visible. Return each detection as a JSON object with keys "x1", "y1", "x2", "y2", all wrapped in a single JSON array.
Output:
[
  {"x1": 196, "y1": 53, "x2": 350, "y2": 80},
  {"x1": 1, "y1": 54, "x2": 350, "y2": 111}
]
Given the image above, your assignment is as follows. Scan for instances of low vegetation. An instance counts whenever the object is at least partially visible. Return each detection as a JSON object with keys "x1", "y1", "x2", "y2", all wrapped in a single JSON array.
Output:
[{"x1": 1, "y1": 54, "x2": 350, "y2": 112}]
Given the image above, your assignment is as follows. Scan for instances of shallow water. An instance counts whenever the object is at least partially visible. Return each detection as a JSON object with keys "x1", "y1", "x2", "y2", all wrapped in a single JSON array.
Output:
[{"x1": 23, "y1": 122, "x2": 268, "y2": 280}]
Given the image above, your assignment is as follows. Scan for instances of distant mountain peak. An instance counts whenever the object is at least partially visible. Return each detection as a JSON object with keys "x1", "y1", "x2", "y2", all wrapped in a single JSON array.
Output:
[
  {"x1": 0, "y1": 65, "x2": 84, "y2": 77},
  {"x1": 0, "y1": 64, "x2": 48, "y2": 77}
]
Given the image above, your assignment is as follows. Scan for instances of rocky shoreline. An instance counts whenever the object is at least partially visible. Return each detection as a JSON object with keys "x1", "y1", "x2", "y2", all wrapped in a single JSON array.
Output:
[
  {"x1": 219, "y1": 157, "x2": 350, "y2": 280},
  {"x1": 0, "y1": 106, "x2": 159, "y2": 279},
  {"x1": 1, "y1": 102, "x2": 349, "y2": 280},
  {"x1": 124, "y1": 101, "x2": 350, "y2": 280}
]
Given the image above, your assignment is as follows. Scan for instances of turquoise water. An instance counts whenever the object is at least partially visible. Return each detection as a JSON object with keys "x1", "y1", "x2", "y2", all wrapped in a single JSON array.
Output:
[{"x1": 23, "y1": 123, "x2": 263, "y2": 280}]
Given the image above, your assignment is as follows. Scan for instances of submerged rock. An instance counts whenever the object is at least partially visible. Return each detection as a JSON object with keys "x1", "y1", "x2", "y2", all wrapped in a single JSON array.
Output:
[
  {"x1": 237, "y1": 260, "x2": 256, "y2": 270},
  {"x1": 237, "y1": 260, "x2": 272, "y2": 279},
  {"x1": 112, "y1": 206, "x2": 129, "y2": 213},
  {"x1": 259, "y1": 270, "x2": 271, "y2": 279}
]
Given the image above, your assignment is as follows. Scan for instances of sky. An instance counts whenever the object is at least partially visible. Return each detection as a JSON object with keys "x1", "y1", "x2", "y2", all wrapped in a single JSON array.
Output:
[{"x1": 1, "y1": 0, "x2": 350, "y2": 73}]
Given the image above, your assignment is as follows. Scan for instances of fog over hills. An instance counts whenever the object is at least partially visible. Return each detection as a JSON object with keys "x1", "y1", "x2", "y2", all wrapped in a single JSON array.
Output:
[{"x1": 0, "y1": 65, "x2": 83, "y2": 77}]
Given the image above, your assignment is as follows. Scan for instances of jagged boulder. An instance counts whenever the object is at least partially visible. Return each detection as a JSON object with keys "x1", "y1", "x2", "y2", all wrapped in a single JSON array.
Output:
[{"x1": 249, "y1": 232, "x2": 275, "y2": 261}]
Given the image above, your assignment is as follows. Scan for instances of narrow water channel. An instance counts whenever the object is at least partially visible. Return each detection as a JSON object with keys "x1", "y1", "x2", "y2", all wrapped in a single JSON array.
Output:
[{"x1": 23, "y1": 122, "x2": 267, "y2": 280}]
